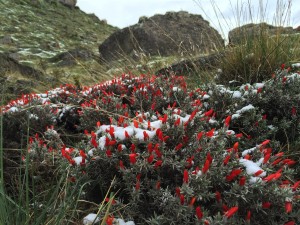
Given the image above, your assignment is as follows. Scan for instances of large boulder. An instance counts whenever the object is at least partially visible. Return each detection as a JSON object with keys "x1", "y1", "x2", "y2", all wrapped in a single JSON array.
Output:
[
  {"x1": 58, "y1": 0, "x2": 77, "y2": 8},
  {"x1": 228, "y1": 22, "x2": 299, "y2": 45},
  {"x1": 99, "y1": 11, "x2": 224, "y2": 62}
]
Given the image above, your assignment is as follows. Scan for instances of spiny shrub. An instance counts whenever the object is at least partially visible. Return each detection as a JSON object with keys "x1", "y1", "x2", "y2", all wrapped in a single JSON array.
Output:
[{"x1": 1, "y1": 69, "x2": 300, "y2": 225}]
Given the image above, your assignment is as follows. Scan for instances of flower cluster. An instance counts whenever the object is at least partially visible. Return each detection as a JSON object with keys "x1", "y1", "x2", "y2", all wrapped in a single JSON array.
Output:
[{"x1": 2, "y1": 69, "x2": 300, "y2": 224}]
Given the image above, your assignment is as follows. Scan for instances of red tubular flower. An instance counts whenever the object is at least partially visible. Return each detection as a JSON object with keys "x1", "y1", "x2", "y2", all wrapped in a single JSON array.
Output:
[
  {"x1": 119, "y1": 160, "x2": 125, "y2": 170},
  {"x1": 133, "y1": 119, "x2": 139, "y2": 128},
  {"x1": 175, "y1": 143, "x2": 183, "y2": 151},
  {"x1": 183, "y1": 169, "x2": 189, "y2": 183},
  {"x1": 223, "y1": 155, "x2": 231, "y2": 165},
  {"x1": 135, "y1": 181, "x2": 140, "y2": 190},
  {"x1": 291, "y1": 106, "x2": 297, "y2": 116},
  {"x1": 124, "y1": 130, "x2": 130, "y2": 138},
  {"x1": 143, "y1": 131, "x2": 149, "y2": 141},
  {"x1": 226, "y1": 169, "x2": 242, "y2": 181},
  {"x1": 239, "y1": 176, "x2": 246, "y2": 186},
  {"x1": 79, "y1": 150, "x2": 87, "y2": 159},
  {"x1": 147, "y1": 154, "x2": 154, "y2": 163},
  {"x1": 224, "y1": 115, "x2": 231, "y2": 127},
  {"x1": 106, "y1": 150, "x2": 112, "y2": 158},
  {"x1": 174, "y1": 118, "x2": 181, "y2": 126},
  {"x1": 206, "y1": 128, "x2": 215, "y2": 138},
  {"x1": 175, "y1": 187, "x2": 181, "y2": 197},
  {"x1": 106, "y1": 216, "x2": 114, "y2": 225},
  {"x1": 215, "y1": 191, "x2": 221, "y2": 202},
  {"x1": 246, "y1": 210, "x2": 251, "y2": 222},
  {"x1": 224, "y1": 206, "x2": 238, "y2": 219},
  {"x1": 254, "y1": 170, "x2": 264, "y2": 177},
  {"x1": 262, "y1": 202, "x2": 271, "y2": 209},
  {"x1": 204, "y1": 109, "x2": 214, "y2": 117},
  {"x1": 117, "y1": 144, "x2": 123, "y2": 152},
  {"x1": 261, "y1": 139, "x2": 270, "y2": 146},
  {"x1": 292, "y1": 180, "x2": 300, "y2": 191},
  {"x1": 263, "y1": 153, "x2": 271, "y2": 164},
  {"x1": 155, "y1": 181, "x2": 161, "y2": 190},
  {"x1": 285, "y1": 201, "x2": 292, "y2": 213},
  {"x1": 195, "y1": 206, "x2": 203, "y2": 220},
  {"x1": 154, "y1": 160, "x2": 162, "y2": 169},
  {"x1": 197, "y1": 131, "x2": 204, "y2": 140},
  {"x1": 284, "y1": 221, "x2": 295, "y2": 225},
  {"x1": 129, "y1": 153, "x2": 137, "y2": 164},
  {"x1": 202, "y1": 159, "x2": 210, "y2": 174},
  {"x1": 189, "y1": 197, "x2": 196, "y2": 207},
  {"x1": 180, "y1": 194, "x2": 185, "y2": 205},
  {"x1": 233, "y1": 142, "x2": 239, "y2": 152}
]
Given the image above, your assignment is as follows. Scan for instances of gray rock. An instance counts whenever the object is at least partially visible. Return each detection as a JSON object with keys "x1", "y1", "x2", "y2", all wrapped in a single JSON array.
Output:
[
  {"x1": 0, "y1": 53, "x2": 43, "y2": 79},
  {"x1": 0, "y1": 35, "x2": 13, "y2": 45},
  {"x1": 228, "y1": 22, "x2": 299, "y2": 45},
  {"x1": 99, "y1": 11, "x2": 224, "y2": 62},
  {"x1": 49, "y1": 48, "x2": 95, "y2": 66},
  {"x1": 156, "y1": 52, "x2": 225, "y2": 76}
]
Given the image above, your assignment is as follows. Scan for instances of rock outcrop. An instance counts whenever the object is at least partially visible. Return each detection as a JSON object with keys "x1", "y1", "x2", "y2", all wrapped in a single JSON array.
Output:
[
  {"x1": 49, "y1": 48, "x2": 95, "y2": 66},
  {"x1": 228, "y1": 22, "x2": 299, "y2": 45},
  {"x1": 156, "y1": 52, "x2": 225, "y2": 76},
  {"x1": 0, "y1": 53, "x2": 43, "y2": 79},
  {"x1": 99, "y1": 11, "x2": 224, "y2": 62},
  {"x1": 41, "y1": 0, "x2": 77, "y2": 8}
]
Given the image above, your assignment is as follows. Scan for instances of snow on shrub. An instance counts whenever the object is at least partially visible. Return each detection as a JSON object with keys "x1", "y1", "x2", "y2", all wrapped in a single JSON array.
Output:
[{"x1": 1, "y1": 70, "x2": 300, "y2": 224}]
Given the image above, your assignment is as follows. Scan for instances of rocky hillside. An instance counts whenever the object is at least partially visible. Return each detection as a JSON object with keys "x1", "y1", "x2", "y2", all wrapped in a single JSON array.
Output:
[{"x1": 0, "y1": 0, "x2": 117, "y2": 101}]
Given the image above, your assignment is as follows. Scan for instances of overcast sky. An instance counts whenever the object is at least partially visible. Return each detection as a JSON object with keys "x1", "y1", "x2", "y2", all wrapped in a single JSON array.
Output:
[{"x1": 77, "y1": 0, "x2": 300, "y2": 38}]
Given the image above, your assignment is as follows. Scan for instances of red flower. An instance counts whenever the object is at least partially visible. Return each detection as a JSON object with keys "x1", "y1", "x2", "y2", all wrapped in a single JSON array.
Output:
[
  {"x1": 195, "y1": 206, "x2": 203, "y2": 220},
  {"x1": 206, "y1": 128, "x2": 215, "y2": 138},
  {"x1": 154, "y1": 160, "x2": 162, "y2": 169},
  {"x1": 180, "y1": 194, "x2": 185, "y2": 205},
  {"x1": 292, "y1": 180, "x2": 300, "y2": 191},
  {"x1": 224, "y1": 115, "x2": 231, "y2": 127},
  {"x1": 254, "y1": 170, "x2": 264, "y2": 176},
  {"x1": 183, "y1": 169, "x2": 189, "y2": 183},
  {"x1": 175, "y1": 187, "x2": 181, "y2": 197},
  {"x1": 147, "y1": 154, "x2": 154, "y2": 163},
  {"x1": 106, "y1": 150, "x2": 112, "y2": 158},
  {"x1": 124, "y1": 130, "x2": 130, "y2": 138},
  {"x1": 223, "y1": 155, "x2": 231, "y2": 165},
  {"x1": 202, "y1": 159, "x2": 211, "y2": 174},
  {"x1": 175, "y1": 143, "x2": 183, "y2": 151},
  {"x1": 284, "y1": 221, "x2": 295, "y2": 225},
  {"x1": 246, "y1": 210, "x2": 251, "y2": 221},
  {"x1": 129, "y1": 153, "x2": 137, "y2": 164},
  {"x1": 204, "y1": 109, "x2": 214, "y2": 117},
  {"x1": 239, "y1": 176, "x2": 246, "y2": 186},
  {"x1": 291, "y1": 106, "x2": 297, "y2": 116},
  {"x1": 224, "y1": 206, "x2": 238, "y2": 219},
  {"x1": 143, "y1": 131, "x2": 149, "y2": 141},
  {"x1": 196, "y1": 131, "x2": 204, "y2": 141},
  {"x1": 155, "y1": 181, "x2": 161, "y2": 190},
  {"x1": 106, "y1": 216, "x2": 114, "y2": 225},
  {"x1": 119, "y1": 160, "x2": 125, "y2": 170},
  {"x1": 233, "y1": 142, "x2": 239, "y2": 152},
  {"x1": 285, "y1": 201, "x2": 292, "y2": 213},
  {"x1": 189, "y1": 196, "x2": 196, "y2": 207},
  {"x1": 262, "y1": 202, "x2": 271, "y2": 209},
  {"x1": 130, "y1": 143, "x2": 136, "y2": 153},
  {"x1": 263, "y1": 153, "x2": 271, "y2": 164},
  {"x1": 215, "y1": 191, "x2": 221, "y2": 202}
]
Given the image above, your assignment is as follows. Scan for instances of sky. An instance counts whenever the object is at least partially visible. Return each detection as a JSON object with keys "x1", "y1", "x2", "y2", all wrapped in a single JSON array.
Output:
[{"x1": 76, "y1": 0, "x2": 300, "y2": 39}]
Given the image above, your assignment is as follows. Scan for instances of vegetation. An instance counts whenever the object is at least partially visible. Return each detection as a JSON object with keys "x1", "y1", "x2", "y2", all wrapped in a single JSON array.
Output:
[{"x1": 1, "y1": 0, "x2": 300, "y2": 224}]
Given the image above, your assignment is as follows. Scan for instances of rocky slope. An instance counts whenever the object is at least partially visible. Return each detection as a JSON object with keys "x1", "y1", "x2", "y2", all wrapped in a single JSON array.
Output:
[{"x1": 0, "y1": 0, "x2": 117, "y2": 101}]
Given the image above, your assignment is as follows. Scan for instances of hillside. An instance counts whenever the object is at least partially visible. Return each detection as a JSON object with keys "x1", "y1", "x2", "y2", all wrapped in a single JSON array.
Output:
[{"x1": 0, "y1": 0, "x2": 117, "y2": 101}]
